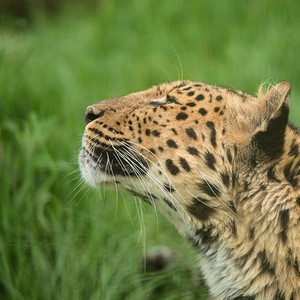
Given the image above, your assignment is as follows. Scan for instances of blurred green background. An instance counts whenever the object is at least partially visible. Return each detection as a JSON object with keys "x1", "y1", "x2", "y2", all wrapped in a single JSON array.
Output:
[{"x1": 1, "y1": 0, "x2": 300, "y2": 299}]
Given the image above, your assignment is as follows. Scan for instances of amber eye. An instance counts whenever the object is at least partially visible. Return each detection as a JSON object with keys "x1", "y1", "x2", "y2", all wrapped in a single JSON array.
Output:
[
  {"x1": 165, "y1": 95, "x2": 179, "y2": 105},
  {"x1": 149, "y1": 95, "x2": 180, "y2": 107}
]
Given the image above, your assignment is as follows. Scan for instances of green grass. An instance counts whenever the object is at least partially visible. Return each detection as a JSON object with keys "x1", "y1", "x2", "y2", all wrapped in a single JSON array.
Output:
[{"x1": 1, "y1": 0, "x2": 300, "y2": 299}]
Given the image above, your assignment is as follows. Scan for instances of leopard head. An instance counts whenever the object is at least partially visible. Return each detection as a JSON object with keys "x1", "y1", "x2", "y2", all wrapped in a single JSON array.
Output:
[{"x1": 79, "y1": 80, "x2": 291, "y2": 233}]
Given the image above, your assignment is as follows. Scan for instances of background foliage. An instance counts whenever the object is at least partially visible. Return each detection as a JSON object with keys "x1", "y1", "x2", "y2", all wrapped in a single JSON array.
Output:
[{"x1": 1, "y1": 0, "x2": 300, "y2": 299}]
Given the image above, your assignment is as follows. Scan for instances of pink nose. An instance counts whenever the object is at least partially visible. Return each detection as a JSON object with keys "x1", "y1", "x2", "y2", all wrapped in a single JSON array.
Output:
[{"x1": 84, "y1": 106, "x2": 105, "y2": 125}]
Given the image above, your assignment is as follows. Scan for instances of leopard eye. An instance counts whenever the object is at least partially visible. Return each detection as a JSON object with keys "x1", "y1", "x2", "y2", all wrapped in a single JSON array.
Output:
[
  {"x1": 149, "y1": 95, "x2": 180, "y2": 107},
  {"x1": 165, "y1": 95, "x2": 180, "y2": 105}
]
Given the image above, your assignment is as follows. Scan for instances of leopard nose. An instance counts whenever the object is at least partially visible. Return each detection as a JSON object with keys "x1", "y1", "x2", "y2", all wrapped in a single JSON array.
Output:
[{"x1": 85, "y1": 106, "x2": 105, "y2": 125}]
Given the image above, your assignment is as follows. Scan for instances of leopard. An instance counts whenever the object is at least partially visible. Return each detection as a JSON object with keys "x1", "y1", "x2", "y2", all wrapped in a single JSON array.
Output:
[{"x1": 79, "y1": 80, "x2": 300, "y2": 299}]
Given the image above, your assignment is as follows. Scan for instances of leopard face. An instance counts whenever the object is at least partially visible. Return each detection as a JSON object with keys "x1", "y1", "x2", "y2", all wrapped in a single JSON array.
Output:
[
  {"x1": 80, "y1": 82, "x2": 234, "y2": 228},
  {"x1": 79, "y1": 80, "x2": 300, "y2": 298}
]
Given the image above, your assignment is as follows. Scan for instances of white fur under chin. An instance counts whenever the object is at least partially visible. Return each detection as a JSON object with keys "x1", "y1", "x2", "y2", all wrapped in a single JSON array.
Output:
[
  {"x1": 79, "y1": 148, "x2": 109, "y2": 187},
  {"x1": 200, "y1": 243, "x2": 248, "y2": 299}
]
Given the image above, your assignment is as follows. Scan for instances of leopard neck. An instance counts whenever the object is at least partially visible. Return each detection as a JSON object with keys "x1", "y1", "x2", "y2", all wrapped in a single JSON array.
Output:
[{"x1": 192, "y1": 123, "x2": 300, "y2": 299}]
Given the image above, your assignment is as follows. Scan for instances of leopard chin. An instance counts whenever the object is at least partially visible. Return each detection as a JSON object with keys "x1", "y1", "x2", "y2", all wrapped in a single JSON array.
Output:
[{"x1": 79, "y1": 147, "x2": 108, "y2": 187}]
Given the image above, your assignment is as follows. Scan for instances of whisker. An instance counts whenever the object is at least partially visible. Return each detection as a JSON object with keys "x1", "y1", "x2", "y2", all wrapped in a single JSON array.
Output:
[{"x1": 117, "y1": 141, "x2": 189, "y2": 220}]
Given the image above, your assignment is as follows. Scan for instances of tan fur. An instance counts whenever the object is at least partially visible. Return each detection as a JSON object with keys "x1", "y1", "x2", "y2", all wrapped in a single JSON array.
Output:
[{"x1": 79, "y1": 80, "x2": 300, "y2": 299}]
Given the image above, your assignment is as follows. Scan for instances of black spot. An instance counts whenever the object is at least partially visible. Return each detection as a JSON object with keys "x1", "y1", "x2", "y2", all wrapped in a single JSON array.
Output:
[
  {"x1": 180, "y1": 106, "x2": 187, "y2": 111},
  {"x1": 146, "y1": 192, "x2": 158, "y2": 200},
  {"x1": 214, "y1": 107, "x2": 220, "y2": 112},
  {"x1": 187, "y1": 102, "x2": 196, "y2": 107},
  {"x1": 206, "y1": 121, "x2": 216, "y2": 148},
  {"x1": 138, "y1": 137, "x2": 142, "y2": 143},
  {"x1": 187, "y1": 197, "x2": 215, "y2": 221},
  {"x1": 183, "y1": 86, "x2": 192, "y2": 91},
  {"x1": 163, "y1": 184, "x2": 175, "y2": 193},
  {"x1": 195, "y1": 94, "x2": 204, "y2": 101},
  {"x1": 149, "y1": 148, "x2": 156, "y2": 154},
  {"x1": 167, "y1": 139, "x2": 178, "y2": 148},
  {"x1": 126, "y1": 189, "x2": 152, "y2": 204},
  {"x1": 187, "y1": 91, "x2": 195, "y2": 96},
  {"x1": 163, "y1": 198, "x2": 177, "y2": 211},
  {"x1": 179, "y1": 157, "x2": 191, "y2": 172},
  {"x1": 204, "y1": 151, "x2": 216, "y2": 170},
  {"x1": 290, "y1": 292, "x2": 296, "y2": 300},
  {"x1": 195, "y1": 227, "x2": 219, "y2": 247},
  {"x1": 293, "y1": 260, "x2": 300, "y2": 276},
  {"x1": 232, "y1": 296, "x2": 256, "y2": 300},
  {"x1": 227, "y1": 149, "x2": 232, "y2": 163},
  {"x1": 254, "y1": 104, "x2": 289, "y2": 159},
  {"x1": 279, "y1": 209, "x2": 289, "y2": 243},
  {"x1": 185, "y1": 128, "x2": 197, "y2": 140},
  {"x1": 158, "y1": 146, "x2": 164, "y2": 152},
  {"x1": 171, "y1": 128, "x2": 178, "y2": 135},
  {"x1": 220, "y1": 172, "x2": 230, "y2": 187},
  {"x1": 104, "y1": 135, "x2": 112, "y2": 141},
  {"x1": 274, "y1": 291, "x2": 285, "y2": 300},
  {"x1": 166, "y1": 159, "x2": 180, "y2": 175},
  {"x1": 116, "y1": 121, "x2": 121, "y2": 126},
  {"x1": 152, "y1": 130, "x2": 160, "y2": 137},
  {"x1": 198, "y1": 181, "x2": 220, "y2": 197},
  {"x1": 129, "y1": 126, "x2": 133, "y2": 131},
  {"x1": 216, "y1": 95, "x2": 223, "y2": 101},
  {"x1": 284, "y1": 162, "x2": 298, "y2": 187},
  {"x1": 243, "y1": 180, "x2": 250, "y2": 191},
  {"x1": 187, "y1": 236, "x2": 199, "y2": 250},
  {"x1": 145, "y1": 129, "x2": 151, "y2": 136},
  {"x1": 229, "y1": 201, "x2": 237, "y2": 214},
  {"x1": 259, "y1": 250, "x2": 275, "y2": 274},
  {"x1": 249, "y1": 227, "x2": 255, "y2": 240},
  {"x1": 187, "y1": 147, "x2": 199, "y2": 155},
  {"x1": 231, "y1": 221, "x2": 237, "y2": 237},
  {"x1": 288, "y1": 254, "x2": 300, "y2": 277},
  {"x1": 88, "y1": 127, "x2": 104, "y2": 137},
  {"x1": 176, "y1": 112, "x2": 188, "y2": 120},
  {"x1": 198, "y1": 108, "x2": 207, "y2": 116},
  {"x1": 289, "y1": 143, "x2": 299, "y2": 157},
  {"x1": 267, "y1": 166, "x2": 280, "y2": 182},
  {"x1": 297, "y1": 197, "x2": 300, "y2": 206}
]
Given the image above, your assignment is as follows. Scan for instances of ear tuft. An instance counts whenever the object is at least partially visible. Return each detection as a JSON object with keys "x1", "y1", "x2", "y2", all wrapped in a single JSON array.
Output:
[{"x1": 266, "y1": 80, "x2": 290, "y2": 107}]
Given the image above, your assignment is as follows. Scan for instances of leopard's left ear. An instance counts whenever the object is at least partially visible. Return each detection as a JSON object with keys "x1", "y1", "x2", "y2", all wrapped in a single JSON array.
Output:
[{"x1": 253, "y1": 81, "x2": 291, "y2": 159}]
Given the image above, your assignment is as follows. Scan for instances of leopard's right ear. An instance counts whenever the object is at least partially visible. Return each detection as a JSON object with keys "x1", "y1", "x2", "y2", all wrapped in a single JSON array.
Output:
[
  {"x1": 226, "y1": 81, "x2": 291, "y2": 160},
  {"x1": 252, "y1": 81, "x2": 291, "y2": 159}
]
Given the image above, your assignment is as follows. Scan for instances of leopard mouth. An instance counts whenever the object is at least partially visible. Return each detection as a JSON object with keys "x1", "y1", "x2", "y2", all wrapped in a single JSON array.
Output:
[{"x1": 79, "y1": 144, "x2": 149, "y2": 185}]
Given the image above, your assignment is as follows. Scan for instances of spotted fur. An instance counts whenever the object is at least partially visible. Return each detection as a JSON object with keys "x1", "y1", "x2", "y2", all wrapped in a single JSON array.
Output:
[{"x1": 79, "y1": 80, "x2": 300, "y2": 299}]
